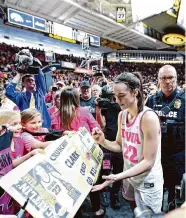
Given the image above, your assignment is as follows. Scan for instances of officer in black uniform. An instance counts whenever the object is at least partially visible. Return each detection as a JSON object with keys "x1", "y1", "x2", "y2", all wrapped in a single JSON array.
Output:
[{"x1": 146, "y1": 65, "x2": 185, "y2": 208}]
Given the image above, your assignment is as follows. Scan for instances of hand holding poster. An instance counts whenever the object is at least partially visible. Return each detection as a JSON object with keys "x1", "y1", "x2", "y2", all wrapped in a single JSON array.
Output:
[{"x1": 0, "y1": 128, "x2": 103, "y2": 218}]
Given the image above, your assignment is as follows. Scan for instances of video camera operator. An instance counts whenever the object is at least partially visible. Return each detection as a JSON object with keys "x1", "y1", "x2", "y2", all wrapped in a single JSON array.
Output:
[
  {"x1": 5, "y1": 49, "x2": 51, "y2": 128},
  {"x1": 146, "y1": 65, "x2": 185, "y2": 211},
  {"x1": 96, "y1": 83, "x2": 123, "y2": 209}
]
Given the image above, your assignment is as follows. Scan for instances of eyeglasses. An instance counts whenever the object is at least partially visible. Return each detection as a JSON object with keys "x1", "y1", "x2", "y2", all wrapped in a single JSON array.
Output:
[{"x1": 159, "y1": 76, "x2": 176, "y2": 82}]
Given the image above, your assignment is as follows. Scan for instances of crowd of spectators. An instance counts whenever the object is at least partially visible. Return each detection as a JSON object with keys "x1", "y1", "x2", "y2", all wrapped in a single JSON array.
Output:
[
  {"x1": 105, "y1": 62, "x2": 185, "y2": 86},
  {"x1": 0, "y1": 42, "x2": 185, "y2": 89},
  {"x1": 0, "y1": 42, "x2": 185, "y2": 218}
]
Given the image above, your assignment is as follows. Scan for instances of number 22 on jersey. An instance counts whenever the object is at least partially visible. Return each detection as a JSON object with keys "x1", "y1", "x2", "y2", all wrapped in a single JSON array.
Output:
[{"x1": 123, "y1": 143, "x2": 138, "y2": 163}]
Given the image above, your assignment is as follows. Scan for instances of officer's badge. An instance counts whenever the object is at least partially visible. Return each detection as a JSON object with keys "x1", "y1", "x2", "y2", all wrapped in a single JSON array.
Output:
[{"x1": 174, "y1": 99, "x2": 181, "y2": 109}]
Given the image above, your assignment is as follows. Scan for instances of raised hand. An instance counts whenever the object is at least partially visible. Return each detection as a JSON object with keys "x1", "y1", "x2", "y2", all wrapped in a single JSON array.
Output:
[{"x1": 92, "y1": 127, "x2": 105, "y2": 145}]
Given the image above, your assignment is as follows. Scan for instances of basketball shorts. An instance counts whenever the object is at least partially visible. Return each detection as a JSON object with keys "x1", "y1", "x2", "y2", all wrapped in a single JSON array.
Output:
[{"x1": 122, "y1": 179, "x2": 163, "y2": 213}]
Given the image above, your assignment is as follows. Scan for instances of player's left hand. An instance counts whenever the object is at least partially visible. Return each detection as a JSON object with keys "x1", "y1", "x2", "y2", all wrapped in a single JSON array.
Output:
[{"x1": 91, "y1": 174, "x2": 117, "y2": 192}]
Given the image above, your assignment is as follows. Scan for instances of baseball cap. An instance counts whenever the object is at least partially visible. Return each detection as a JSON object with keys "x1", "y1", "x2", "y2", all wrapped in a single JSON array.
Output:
[
  {"x1": 80, "y1": 80, "x2": 91, "y2": 88},
  {"x1": 57, "y1": 81, "x2": 65, "y2": 86}
]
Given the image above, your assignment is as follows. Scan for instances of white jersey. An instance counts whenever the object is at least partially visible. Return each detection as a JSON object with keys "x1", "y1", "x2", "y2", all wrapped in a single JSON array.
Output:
[{"x1": 120, "y1": 106, "x2": 163, "y2": 191}]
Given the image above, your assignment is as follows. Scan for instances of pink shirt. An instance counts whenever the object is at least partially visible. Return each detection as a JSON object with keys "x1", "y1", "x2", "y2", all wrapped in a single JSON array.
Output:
[
  {"x1": 0, "y1": 130, "x2": 15, "y2": 214},
  {"x1": 48, "y1": 105, "x2": 58, "y2": 117},
  {"x1": 21, "y1": 128, "x2": 49, "y2": 154},
  {"x1": 51, "y1": 106, "x2": 100, "y2": 133},
  {"x1": 11, "y1": 137, "x2": 25, "y2": 159}
]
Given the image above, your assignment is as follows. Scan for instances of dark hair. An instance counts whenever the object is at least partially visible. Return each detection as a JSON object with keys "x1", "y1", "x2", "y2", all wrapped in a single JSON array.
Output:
[
  {"x1": 22, "y1": 74, "x2": 34, "y2": 83},
  {"x1": 114, "y1": 72, "x2": 144, "y2": 112},
  {"x1": 59, "y1": 88, "x2": 80, "y2": 129}
]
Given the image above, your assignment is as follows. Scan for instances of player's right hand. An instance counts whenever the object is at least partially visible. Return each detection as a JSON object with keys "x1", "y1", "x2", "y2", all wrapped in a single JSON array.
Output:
[{"x1": 92, "y1": 127, "x2": 105, "y2": 145}]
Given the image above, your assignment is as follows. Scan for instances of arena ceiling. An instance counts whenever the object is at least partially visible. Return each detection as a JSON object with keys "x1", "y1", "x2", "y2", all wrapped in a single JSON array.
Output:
[{"x1": 1, "y1": 0, "x2": 171, "y2": 50}]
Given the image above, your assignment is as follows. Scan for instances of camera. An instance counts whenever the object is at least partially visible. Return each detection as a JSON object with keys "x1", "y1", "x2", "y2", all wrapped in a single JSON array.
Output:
[
  {"x1": 97, "y1": 85, "x2": 114, "y2": 109},
  {"x1": 84, "y1": 75, "x2": 90, "y2": 81},
  {"x1": 15, "y1": 49, "x2": 42, "y2": 74},
  {"x1": 52, "y1": 86, "x2": 58, "y2": 92},
  {"x1": 93, "y1": 68, "x2": 110, "y2": 77}
]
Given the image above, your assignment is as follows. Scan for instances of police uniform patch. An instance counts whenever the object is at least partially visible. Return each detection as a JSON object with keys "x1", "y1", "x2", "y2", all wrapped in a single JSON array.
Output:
[{"x1": 174, "y1": 99, "x2": 181, "y2": 109}]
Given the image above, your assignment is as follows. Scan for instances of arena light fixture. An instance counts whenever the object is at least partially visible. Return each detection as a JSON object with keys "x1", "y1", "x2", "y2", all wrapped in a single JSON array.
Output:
[{"x1": 162, "y1": 33, "x2": 186, "y2": 45}]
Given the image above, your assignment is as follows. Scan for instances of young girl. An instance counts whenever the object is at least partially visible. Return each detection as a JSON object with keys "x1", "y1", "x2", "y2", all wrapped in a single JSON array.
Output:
[
  {"x1": 51, "y1": 88, "x2": 100, "y2": 133},
  {"x1": 20, "y1": 108, "x2": 52, "y2": 155},
  {"x1": 0, "y1": 110, "x2": 42, "y2": 215},
  {"x1": 51, "y1": 88, "x2": 104, "y2": 217},
  {"x1": 48, "y1": 91, "x2": 60, "y2": 117}
]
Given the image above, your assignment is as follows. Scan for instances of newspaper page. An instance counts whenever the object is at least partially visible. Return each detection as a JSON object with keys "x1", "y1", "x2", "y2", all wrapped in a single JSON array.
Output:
[{"x1": 0, "y1": 128, "x2": 103, "y2": 218}]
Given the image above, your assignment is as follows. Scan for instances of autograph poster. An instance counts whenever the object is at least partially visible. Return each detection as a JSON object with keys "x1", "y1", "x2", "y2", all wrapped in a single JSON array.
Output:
[{"x1": 0, "y1": 128, "x2": 103, "y2": 218}]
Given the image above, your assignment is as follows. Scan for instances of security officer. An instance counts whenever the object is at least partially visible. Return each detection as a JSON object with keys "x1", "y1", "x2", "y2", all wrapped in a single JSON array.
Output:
[{"x1": 146, "y1": 65, "x2": 185, "y2": 209}]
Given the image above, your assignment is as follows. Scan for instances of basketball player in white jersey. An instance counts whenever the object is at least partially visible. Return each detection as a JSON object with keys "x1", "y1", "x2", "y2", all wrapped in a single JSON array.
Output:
[{"x1": 92, "y1": 72, "x2": 163, "y2": 213}]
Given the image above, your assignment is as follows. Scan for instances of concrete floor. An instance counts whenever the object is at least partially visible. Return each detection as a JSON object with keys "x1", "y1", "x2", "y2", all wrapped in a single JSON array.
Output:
[
  {"x1": 79, "y1": 189, "x2": 168, "y2": 218},
  {"x1": 80, "y1": 190, "x2": 133, "y2": 218}
]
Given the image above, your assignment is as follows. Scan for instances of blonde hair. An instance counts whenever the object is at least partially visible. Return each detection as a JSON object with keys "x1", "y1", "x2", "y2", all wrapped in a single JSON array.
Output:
[
  {"x1": 21, "y1": 108, "x2": 41, "y2": 124},
  {"x1": 0, "y1": 110, "x2": 20, "y2": 125}
]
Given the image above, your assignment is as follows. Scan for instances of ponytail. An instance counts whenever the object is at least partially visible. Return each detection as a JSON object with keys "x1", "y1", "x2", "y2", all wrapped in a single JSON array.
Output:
[{"x1": 131, "y1": 72, "x2": 144, "y2": 112}]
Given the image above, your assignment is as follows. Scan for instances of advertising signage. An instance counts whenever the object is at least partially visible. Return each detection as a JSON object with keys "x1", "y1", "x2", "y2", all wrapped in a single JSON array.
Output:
[
  {"x1": 46, "y1": 21, "x2": 100, "y2": 46},
  {"x1": 48, "y1": 22, "x2": 76, "y2": 44},
  {"x1": 53, "y1": 22, "x2": 73, "y2": 39},
  {"x1": 48, "y1": 33, "x2": 76, "y2": 43},
  {"x1": 7, "y1": 8, "x2": 46, "y2": 32}
]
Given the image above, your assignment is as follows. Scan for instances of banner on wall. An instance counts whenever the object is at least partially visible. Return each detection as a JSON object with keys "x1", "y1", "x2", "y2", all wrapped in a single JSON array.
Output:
[
  {"x1": 116, "y1": 7, "x2": 126, "y2": 23},
  {"x1": 7, "y1": 8, "x2": 47, "y2": 32},
  {"x1": 53, "y1": 22, "x2": 73, "y2": 39},
  {"x1": 0, "y1": 128, "x2": 103, "y2": 218},
  {"x1": 48, "y1": 33, "x2": 76, "y2": 43}
]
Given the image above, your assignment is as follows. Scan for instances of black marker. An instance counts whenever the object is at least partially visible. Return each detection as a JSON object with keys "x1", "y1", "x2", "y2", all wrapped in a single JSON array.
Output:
[{"x1": 17, "y1": 198, "x2": 29, "y2": 218}]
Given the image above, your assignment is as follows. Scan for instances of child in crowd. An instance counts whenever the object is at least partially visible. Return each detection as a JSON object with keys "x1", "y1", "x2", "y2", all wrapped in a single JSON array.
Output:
[
  {"x1": 48, "y1": 91, "x2": 60, "y2": 117},
  {"x1": 51, "y1": 88, "x2": 100, "y2": 133},
  {"x1": 20, "y1": 108, "x2": 52, "y2": 155},
  {"x1": 51, "y1": 88, "x2": 105, "y2": 217},
  {"x1": 0, "y1": 110, "x2": 42, "y2": 215}
]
